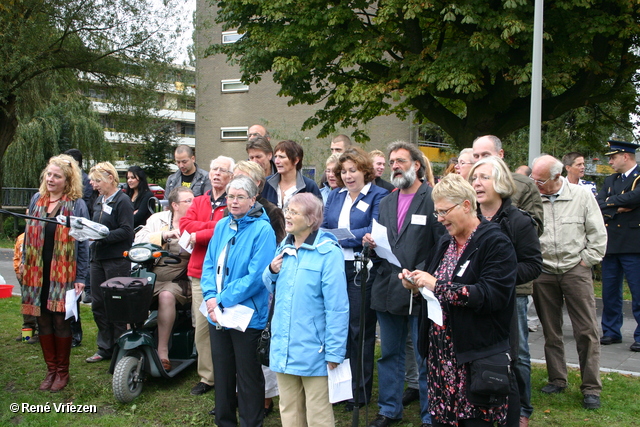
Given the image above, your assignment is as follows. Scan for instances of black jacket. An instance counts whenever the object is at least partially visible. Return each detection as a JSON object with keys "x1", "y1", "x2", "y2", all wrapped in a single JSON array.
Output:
[
  {"x1": 91, "y1": 190, "x2": 134, "y2": 261},
  {"x1": 489, "y1": 198, "x2": 542, "y2": 295},
  {"x1": 371, "y1": 182, "x2": 445, "y2": 315},
  {"x1": 597, "y1": 165, "x2": 640, "y2": 254},
  {"x1": 418, "y1": 220, "x2": 517, "y2": 365}
]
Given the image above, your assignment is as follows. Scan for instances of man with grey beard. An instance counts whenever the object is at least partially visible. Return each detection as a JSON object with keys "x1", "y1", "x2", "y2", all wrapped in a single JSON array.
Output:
[{"x1": 363, "y1": 141, "x2": 444, "y2": 427}]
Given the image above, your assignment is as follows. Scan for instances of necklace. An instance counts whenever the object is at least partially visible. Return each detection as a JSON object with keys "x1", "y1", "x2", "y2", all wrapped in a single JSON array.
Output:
[{"x1": 49, "y1": 196, "x2": 62, "y2": 204}]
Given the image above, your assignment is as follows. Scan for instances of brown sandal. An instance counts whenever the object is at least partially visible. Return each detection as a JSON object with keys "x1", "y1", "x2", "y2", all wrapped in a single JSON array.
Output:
[{"x1": 161, "y1": 358, "x2": 172, "y2": 371}]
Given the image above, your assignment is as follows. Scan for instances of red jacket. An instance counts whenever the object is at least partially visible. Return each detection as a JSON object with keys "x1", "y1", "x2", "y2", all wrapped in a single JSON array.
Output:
[{"x1": 180, "y1": 191, "x2": 226, "y2": 278}]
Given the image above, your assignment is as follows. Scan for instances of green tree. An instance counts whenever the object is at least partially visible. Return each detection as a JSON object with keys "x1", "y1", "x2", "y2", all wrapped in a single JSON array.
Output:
[
  {"x1": 140, "y1": 122, "x2": 176, "y2": 183},
  {"x1": 0, "y1": 0, "x2": 186, "y2": 168},
  {"x1": 209, "y1": 0, "x2": 640, "y2": 147},
  {"x1": 2, "y1": 92, "x2": 112, "y2": 188}
]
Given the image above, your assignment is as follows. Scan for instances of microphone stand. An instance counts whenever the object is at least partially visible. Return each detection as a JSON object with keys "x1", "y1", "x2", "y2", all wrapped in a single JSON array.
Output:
[{"x1": 352, "y1": 243, "x2": 371, "y2": 427}]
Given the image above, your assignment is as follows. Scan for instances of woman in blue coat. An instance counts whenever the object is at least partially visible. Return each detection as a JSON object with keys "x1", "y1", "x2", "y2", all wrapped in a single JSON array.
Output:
[
  {"x1": 264, "y1": 193, "x2": 348, "y2": 426},
  {"x1": 201, "y1": 175, "x2": 276, "y2": 427},
  {"x1": 321, "y1": 147, "x2": 389, "y2": 409}
]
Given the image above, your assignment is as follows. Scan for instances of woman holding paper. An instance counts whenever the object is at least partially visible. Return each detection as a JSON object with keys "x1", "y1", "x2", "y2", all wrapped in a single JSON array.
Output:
[
  {"x1": 201, "y1": 175, "x2": 276, "y2": 427},
  {"x1": 469, "y1": 156, "x2": 542, "y2": 426},
  {"x1": 264, "y1": 193, "x2": 349, "y2": 426},
  {"x1": 400, "y1": 173, "x2": 517, "y2": 427},
  {"x1": 21, "y1": 154, "x2": 89, "y2": 392},
  {"x1": 133, "y1": 187, "x2": 194, "y2": 371},
  {"x1": 321, "y1": 147, "x2": 388, "y2": 409}
]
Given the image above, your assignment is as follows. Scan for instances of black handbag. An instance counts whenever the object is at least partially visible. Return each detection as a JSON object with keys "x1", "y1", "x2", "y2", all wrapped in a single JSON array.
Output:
[
  {"x1": 257, "y1": 288, "x2": 275, "y2": 367},
  {"x1": 467, "y1": 352, "x2": 511, "y2": 407}
]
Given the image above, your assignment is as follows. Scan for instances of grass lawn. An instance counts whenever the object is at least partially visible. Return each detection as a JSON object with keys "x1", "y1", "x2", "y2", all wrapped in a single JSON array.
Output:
[{"x1": 1, "y1": 296, "x2": 639, "y2": 426}]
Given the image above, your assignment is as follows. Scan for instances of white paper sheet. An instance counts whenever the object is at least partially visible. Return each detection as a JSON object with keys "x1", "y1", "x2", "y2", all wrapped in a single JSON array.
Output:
[
  {"x1": 214, "y1": 304, "x2": 255, "y2": 332},
  {"x1": 419, "y1": 287, "x2": 443, "y2": 326},
  {"x1": 320, "y1": 227, "x2": 355, "y2": 241},
  {"x1": 327, "y1": 358, "x2": 353, "y2": 403},
  {"x1": 199, "y1": 299, "x2": 208, "y2": 318},
  {"x1": 64, "y1": 289, "x2": 80, "y2": 321},
  {"x1": 370, "y1": 220, "x2": 401, "y2": 267},
  {"x1": 178, "y1": 230, "x2": 193, "y2": 254}
]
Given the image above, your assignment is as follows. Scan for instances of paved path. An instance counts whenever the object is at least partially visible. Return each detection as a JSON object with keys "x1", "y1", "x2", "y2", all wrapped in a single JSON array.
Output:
[{"x1": 1, "y1": 248, "x2": 638, "y2": 375}]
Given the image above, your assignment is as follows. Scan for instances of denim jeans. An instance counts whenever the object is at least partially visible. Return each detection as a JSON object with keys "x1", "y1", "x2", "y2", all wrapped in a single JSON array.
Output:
[
  {"x1": 515, "y1": 295, "x2": 533, "y2": 418},
  {"x1": 601, "y1": 254, "x2": 640, "y2": 342},
  {"x1": 376, "y1": 311, "x2": 431, "y2": 423}
]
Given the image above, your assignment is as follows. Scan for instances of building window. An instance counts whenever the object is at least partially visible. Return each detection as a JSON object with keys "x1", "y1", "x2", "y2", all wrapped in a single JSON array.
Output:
[
  {"x1": 221, "y1": 79, "x2": 249, "y2": 93},
  {"x1": 222, "y1": 31, "x2": 243, "y2": 44},
  {"x1": 221, "y1": 126, "x2": 249, "y2": 140},
  {"x1": 180, "y1": 122, "x2": 196, "y2": 136}
]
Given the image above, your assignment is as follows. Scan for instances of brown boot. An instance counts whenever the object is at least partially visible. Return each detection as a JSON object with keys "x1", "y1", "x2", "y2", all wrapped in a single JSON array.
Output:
[
  {"x1": 39, "y1": 334, "x2": 57, "y2": 391},
  {"x1": 519, "y1": 416, "x2": 530, "y2": 427},
  {"x1": 50, "y1": 336, "x2": 72, "y2": 392}
]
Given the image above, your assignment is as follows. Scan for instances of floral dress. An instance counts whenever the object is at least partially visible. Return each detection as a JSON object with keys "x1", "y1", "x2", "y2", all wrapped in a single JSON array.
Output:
[{"x1": 428, "y1": 234, "x2": 507, "y2": 426}]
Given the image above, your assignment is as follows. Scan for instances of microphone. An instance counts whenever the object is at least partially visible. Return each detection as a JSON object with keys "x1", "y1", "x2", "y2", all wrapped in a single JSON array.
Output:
[{"x1": 362, "y1": 241, "x2": 371, "y2": 258}]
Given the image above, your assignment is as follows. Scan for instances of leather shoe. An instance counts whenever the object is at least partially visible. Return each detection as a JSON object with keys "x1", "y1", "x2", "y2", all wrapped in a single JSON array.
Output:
[
  {"x1": 208, "y1": 406, "x2": 215, "y2": 416},
  {"x1": 631, "y1": 341, "x2": 640, "y2": 352},
  {"x1": 540, "y1": 383, "x2": 566, "y2": 394},
  {"x1": 402, "y1": 387, "x2": 420, "y2": 406},
  {"x1": 190, "y1": 381, "x2": 214, "y2": 395},
  {"x1": 583, "y1": 394, "x2": 601, "y2": 409},
  {"x1": 600, "y1": 336, "x2": 622, "y2": 345},
  {"x1": 421, "y1": 424, "x2": 432, "y2": 427},
  {"x1": 368, "y1": 415, "x2": 400, "y2": 427}
]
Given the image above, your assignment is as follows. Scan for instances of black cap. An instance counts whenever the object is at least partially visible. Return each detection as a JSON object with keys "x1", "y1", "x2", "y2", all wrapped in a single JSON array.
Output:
[{"x1": 605, "y1": 140, "x2": 639, "y2": 156}]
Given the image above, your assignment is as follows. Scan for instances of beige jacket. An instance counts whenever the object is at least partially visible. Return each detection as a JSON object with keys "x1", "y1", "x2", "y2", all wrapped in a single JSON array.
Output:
[
  {"x1": 134, "y1": 210, "x2": 171, "y2": 246},
  {"x1": 539, "y1": 178, "x2": 607, "y2": 274}
]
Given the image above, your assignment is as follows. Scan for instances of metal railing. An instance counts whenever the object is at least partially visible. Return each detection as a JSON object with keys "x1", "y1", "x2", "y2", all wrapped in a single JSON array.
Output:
[{"x1": 2, "y1": 188, "x2": 38, "y2": 209}]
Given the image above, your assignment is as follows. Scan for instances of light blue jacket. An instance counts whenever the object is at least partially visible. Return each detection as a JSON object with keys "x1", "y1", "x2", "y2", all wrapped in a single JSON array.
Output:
[
  {"x1": 263, "y1": 230, "x2": 349, "y2": 377},
  {"x1": 201, "y1": 203, "x2": 276, "y2": 330}
]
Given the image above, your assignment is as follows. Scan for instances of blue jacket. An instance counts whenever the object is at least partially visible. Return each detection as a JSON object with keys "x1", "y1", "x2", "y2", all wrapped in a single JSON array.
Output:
[
  {"x1": 201, "y1": 203, "x2": 276, "y2": 330},
  {"x1": 321, "y1": 183, "x2": 389, "y2": 249},
  {"x1": 263, "y1": 230, "x2": 348, "y2": 376}
]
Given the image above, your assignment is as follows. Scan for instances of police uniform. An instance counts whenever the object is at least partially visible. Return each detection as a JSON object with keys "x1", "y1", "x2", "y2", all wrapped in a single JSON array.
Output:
[{"x1": 596, "y1": 140, "x2": 640, "y2": 351}]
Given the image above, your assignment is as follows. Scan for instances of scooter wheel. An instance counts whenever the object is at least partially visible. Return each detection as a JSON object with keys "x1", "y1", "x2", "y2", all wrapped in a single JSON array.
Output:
[{"x1": 113, "y1": 355, "x2": 144, "y2": 403}]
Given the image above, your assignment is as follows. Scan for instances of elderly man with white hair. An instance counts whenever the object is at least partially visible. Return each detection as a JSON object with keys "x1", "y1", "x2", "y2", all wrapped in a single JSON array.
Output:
[
  {"x1": 530, "y1": 154, "x2": 606, "y2": 410},
  {"x1": 180, "y1": 155, "x2": 235, "y2": 396}
]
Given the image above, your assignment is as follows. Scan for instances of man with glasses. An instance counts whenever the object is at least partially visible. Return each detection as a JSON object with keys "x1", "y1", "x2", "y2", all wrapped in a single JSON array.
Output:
[
  {"x1": 530, "y1": 155, "x2": 606, "y2": 410},
  {"x1": 166, "y1": 145, "x2": 212, "y2": 197},
  {"x1": 472, "y1": 135, "x2": 543, "y2": 235},
  {"x1": 180, "y1": 156, "x2": 235, "y2": 396},
  {"x1": 363, "y1": 141, "x2": 444, "y2": 427}
]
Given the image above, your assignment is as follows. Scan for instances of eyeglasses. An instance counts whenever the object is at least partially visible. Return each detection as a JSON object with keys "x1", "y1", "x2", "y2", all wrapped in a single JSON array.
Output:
[
  {"x1": 177, "y1": 199, "x2": 193, "y2": 204},
  {"x1": 470, "y1": 174, "x2": 492, "y2": 182},
  {"x1": 212, "y1": 167, "x2": 232, "y2": 174},
  {"x1": 283, "y1": 208, "x2": 303, "y2": 217},
  {"x1": 529, "y1": 174, "x2": 551, "y2": 186},
  {"x1": 433, "y1": 204, "x2": 459, "y2": 218},
  {"x1": 226, "y1": 194, "x2": 250, "y2": 201},
  {"x1": 458, "y1": 160, "x2": 475, "y2": 166},
  {"x1": 388, "y1": 158, "x2": 410, "y2": 166}
]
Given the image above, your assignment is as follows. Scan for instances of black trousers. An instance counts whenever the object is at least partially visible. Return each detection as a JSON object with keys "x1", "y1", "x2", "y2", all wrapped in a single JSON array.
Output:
[
  {"x1": 91, "y1": 258, "x2": 130, "y2": 358},
  {"x1": 209, "y1": 325, "x2": 265, "y2": 427},
  {"x1": 345, "y1": 260, "x2": 377, "y2": 404}
]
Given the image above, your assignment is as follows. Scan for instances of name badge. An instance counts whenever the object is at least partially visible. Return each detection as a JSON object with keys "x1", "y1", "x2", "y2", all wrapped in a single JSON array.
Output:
[
  {"x1": 411, "y1": 214, "x2": 427, "y2": 225},
  {"x1": 356, "y1": 200, "x2": 369, "y2": 212},
  {"x1": 456, "y1": 260, "x2": 470, "y2": 277},
  {"x1": 102, "y1": 204, "x2": 112, "y2": 215}
]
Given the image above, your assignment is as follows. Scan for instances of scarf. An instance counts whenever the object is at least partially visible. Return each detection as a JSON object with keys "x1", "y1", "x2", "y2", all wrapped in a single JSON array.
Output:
[{"x1": 22, "y1": 194, "x2": 77, "y2": 316}]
